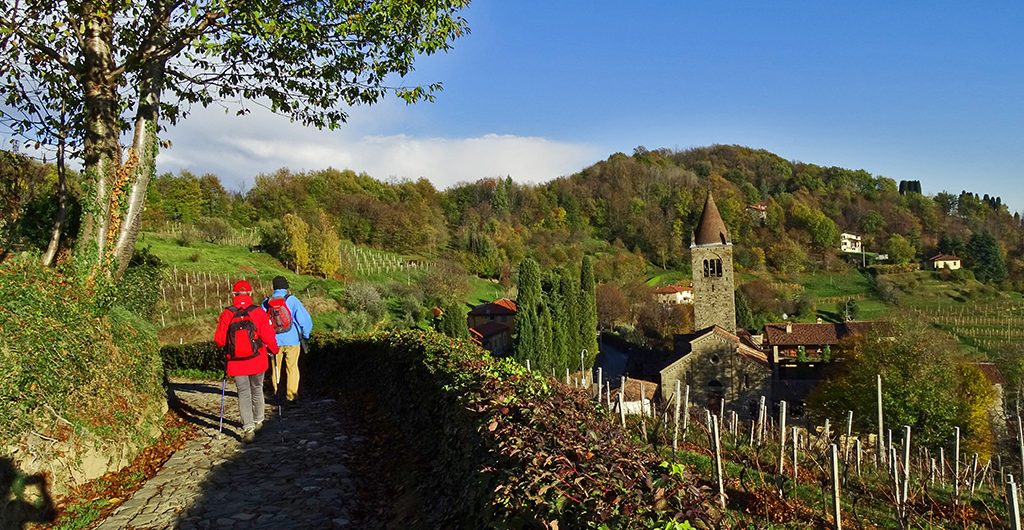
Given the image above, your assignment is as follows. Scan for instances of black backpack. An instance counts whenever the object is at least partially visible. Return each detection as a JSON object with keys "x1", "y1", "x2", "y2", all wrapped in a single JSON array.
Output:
[{"x1": 224, "y1": 306, "x2": 263, "y2": 361}]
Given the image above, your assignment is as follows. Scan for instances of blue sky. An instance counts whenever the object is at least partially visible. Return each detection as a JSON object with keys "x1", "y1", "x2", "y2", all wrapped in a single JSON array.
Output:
[{"x1": 160, "y1": 1, "x2": 1024, "y2": 209}]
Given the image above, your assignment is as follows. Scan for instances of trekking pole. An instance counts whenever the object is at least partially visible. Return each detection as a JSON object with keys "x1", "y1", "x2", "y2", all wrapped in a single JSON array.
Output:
[
  {"x1": 273, "y1": 353, "x2": 283, "y2": 418},
  {"x1": 219, "y1": 376, "x2": 226, "y2": 433}
]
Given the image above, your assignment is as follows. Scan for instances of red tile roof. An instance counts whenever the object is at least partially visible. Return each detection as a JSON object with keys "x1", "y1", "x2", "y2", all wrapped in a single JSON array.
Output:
[
  {"x1": 973, "y1": 362, "x2": 1007, "y2": 386},
  {"x1": 929, "y1": 254, "x2": 961, "y2": 262},
  {"x1": 763, "y1": 321, "x2": 876, "y2": 347},
  {"x1": 470, "y1": 321, "x2": 510, "y2": 339},
  {"x1": 468, "y1": 299, "x2": 517, "y2": 316}
]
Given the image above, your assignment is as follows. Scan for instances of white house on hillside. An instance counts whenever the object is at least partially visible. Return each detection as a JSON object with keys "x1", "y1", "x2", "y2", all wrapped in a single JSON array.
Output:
[
  {"x1": 929, "y1": 254, "x2": 962, "y2": 270},
  {"x1": 653, "y1": 284, "x2": 693, "y2": 305},
  {"x1": 840, "y1": 232, "x2": 862, "y2": 253}
]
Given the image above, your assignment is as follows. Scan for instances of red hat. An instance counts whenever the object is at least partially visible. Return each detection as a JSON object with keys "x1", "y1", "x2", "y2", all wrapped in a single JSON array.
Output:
[{"x1": 232, "y1": 279, "x2": 253, "y2": 293}]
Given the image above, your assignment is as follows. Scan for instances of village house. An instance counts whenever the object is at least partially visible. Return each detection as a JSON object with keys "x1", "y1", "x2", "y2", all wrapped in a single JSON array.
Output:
[
  {"x1": 746, "y1": 202, "x2": 768, "y2": 223},
  {"x1": 840, "y1": 232, "x2": 863, "y2": 253},
  {"x1": 653, "y1": 284, "x2": 693, "y2": 305},
  {"x1": 467, "y1": 298, "x2": 517, "y2": 357},
  {"x1": 763, "y1": 320, "x2": 876, "y2": 414},
  {"x1": 928, "y1": 254, "x2": 962, "y2": 270}
]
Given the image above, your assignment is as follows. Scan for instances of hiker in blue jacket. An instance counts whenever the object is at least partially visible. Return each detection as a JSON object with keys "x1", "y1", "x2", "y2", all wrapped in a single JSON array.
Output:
[{"x1": 262, "y1": 276, "x2": 313, "y2": 402}]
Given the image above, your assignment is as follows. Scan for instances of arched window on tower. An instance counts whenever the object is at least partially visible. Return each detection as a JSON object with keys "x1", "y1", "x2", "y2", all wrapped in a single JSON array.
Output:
[
  {"x1": 703, "y1": 259, "x2": 710, "y2": 277},
  {"x1": 714, "y1": 258, "x2": 723, "y2": 277}
]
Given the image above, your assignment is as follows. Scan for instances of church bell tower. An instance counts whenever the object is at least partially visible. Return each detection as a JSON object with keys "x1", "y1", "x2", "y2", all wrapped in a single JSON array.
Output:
[{"x1": 691, "y1": 191, "x2": 736, "y2": 333}]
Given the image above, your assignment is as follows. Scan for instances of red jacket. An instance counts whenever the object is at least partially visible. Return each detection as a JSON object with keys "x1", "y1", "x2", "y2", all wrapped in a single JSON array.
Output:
[{"x1": 214, "y1": 294, "x2": 279, "y2": 377}]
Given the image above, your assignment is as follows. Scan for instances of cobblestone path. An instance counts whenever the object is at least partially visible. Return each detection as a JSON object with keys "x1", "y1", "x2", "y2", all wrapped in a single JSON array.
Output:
[{"x1": 95, "y1": 379, "x2": 366, "y2": 529}]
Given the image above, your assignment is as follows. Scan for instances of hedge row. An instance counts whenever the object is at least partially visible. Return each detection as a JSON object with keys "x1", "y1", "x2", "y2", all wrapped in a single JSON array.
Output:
[
  {"x1": 302, "y1": 331, "x2": 715, "y2": 528},
  {"x1": 160, "y1": 341, "x2": 224, "y2": 374}
]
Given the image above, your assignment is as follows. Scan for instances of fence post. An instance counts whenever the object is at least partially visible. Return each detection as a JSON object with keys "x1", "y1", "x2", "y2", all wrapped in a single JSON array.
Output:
[
  {"x1": 831, "y1": 444, "x2": 842, "y2": 530},
  {"x1": 877, "y1": 374, "x2": 884, "y2": 467},
  {"x1": 673, "y1": 380, "x2": 681, "y2": 452},
  {"x1": 1009, "y1": 475, "x2": 1021, "y2": 530},
  {"x1": 777, "y1": 400, "x2": 787, "y2": 477},
  {"x1": 712, "y1": 415, "x2": 726, "y2": 510}
]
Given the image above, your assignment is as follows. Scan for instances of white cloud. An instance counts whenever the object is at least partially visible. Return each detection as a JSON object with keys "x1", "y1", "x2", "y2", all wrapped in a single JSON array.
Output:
[{"x1": 156, "y1": 105, "x2": 601, "y2": 191}]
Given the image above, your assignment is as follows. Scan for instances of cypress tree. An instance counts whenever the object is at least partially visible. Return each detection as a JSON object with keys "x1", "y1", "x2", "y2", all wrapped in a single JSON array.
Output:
[
  {"x1": 580, "y1": 256, "x2": 599, "y2": 366},
  {"x1": 967, "y1": 231, "x2": 1007, "y2": 283},
  {"x1": 514, "y1": 257, "x2": 542, "y2": 364},
  {"x1": 559, "y1": 267, "x2": 581, "y2": 372},
  {"x1": 538, "y1": 300, "x2": 554, "y2": 371},
  {"x1": 546, "y1": 270, "x2": 569, "y2": 374},
  {"x1": 438, "y1": 299, "x2": 468, "y2": 339}
]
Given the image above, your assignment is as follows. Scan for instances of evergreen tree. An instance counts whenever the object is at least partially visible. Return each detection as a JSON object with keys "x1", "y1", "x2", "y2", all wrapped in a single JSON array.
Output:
[
  {"x1": 580, "y1": 256, "x2": 599, "y2": 366},
  {"x1": 559, "y1": 267, "x2": 582, "y2": 371},
  {"x1": 438, "y1": 299, "x2": 468, "y2": 339},
  {"x1": 514, "y1": 257, "x2": 542, "y2": 364},
  {"x1": 735, "y1": 289, "x2": 755, "y2": 332},
  {"x1": 538, "y1": 300, "x2": 554, "y2": 371},
  {"x1": 967, "y1": 231, "x2": 1007, "y2": 283},
  {"x1": 547, "y1": 270, "x2": 569, "y2": 374}
]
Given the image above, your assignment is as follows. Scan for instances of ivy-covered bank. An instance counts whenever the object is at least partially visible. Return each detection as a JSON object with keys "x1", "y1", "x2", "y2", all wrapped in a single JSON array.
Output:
[
  {"x1": 303, "y1": 331, "x2": 714, "y2": 528},
  {"x1": 0, "y1": 257, "x2": 167, "y2": 496}
]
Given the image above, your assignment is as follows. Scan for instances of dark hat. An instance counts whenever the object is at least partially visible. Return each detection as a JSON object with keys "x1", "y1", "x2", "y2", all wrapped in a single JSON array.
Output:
[{"x1": 273, "y1": 276, "x2": 289, "y2": 290}]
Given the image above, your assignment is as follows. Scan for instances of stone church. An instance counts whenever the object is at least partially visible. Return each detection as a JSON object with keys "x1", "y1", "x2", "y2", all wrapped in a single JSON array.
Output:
[{"x1": 659, "y1": 192, "x2": 770, "y2": 417}]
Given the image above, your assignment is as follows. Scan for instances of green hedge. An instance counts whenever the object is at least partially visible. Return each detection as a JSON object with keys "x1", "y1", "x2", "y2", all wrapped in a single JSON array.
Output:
[
  {"x1": 302, "y1": 331, "x2": 713, "y2": 528},
  {"x1": 160, "y1": 341, "x2": 224, "y2": 374}
]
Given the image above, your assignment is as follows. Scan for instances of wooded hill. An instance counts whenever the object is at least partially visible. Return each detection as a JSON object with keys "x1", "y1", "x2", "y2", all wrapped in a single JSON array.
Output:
[{"x1": 4, "y1": 143, "x2": 1022, "y2": 290}]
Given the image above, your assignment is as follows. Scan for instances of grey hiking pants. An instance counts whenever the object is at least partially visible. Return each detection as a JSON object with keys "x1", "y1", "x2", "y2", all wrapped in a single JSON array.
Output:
[{"x1": 234, "y1": 373, "x2": 265, "y2": 430}]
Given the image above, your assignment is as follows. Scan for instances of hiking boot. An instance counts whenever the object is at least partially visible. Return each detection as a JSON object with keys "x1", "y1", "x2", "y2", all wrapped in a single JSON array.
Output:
[
  {"x1": 254, "y1": 420, "x2": 264, "y2": 431},
  {"x1": 242, "y1": 427, "x2": 256, "y2": 443}
]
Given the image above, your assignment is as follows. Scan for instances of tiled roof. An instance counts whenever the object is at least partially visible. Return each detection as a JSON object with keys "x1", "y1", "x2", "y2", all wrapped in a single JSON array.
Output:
[
  {"x1": 468, "y1": 299, "x2": 517, "y2": 316},
  {"x1": 763, "y1": 321, "x2": 877, "y2": 347},
  {"x1": 973, "y1": 362, "x2": 1007, "y2": 386},
  {"x1": 694, "y1": 192, "x2": 730, "y2": 246},
  {"x1": 654, "y1": 284, "x2": 691, "y2": 294},
  {"x1": 470, "y1": 321, "x2": 510, "y2": 339},
  {"x1": 617, "y1": 377, "x2": 660, "y2": 401},
  {"x1": 493, "y1": 298, "x2": 517, "y2": 312},
  {"x1": 929, "y1": 254, "x2": 960, "y2": 262}
]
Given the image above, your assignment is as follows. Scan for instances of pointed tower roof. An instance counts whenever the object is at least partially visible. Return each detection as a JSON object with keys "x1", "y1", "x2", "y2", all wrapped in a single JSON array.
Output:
[{"x1": 693, "y1": 191, "x2": 730, "y2": 246}]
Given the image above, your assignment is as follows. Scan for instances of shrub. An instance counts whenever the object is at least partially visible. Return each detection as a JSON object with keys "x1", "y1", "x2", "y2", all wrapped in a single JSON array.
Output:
[
  {"x1": 196, "y1": 216, "x2": 232, "y2": 243},
  {"x1": 301, "y1": 331, "x2": 714, "y2": 527},
  {"x1": 0, "y1": 261, "x2": 165, "y2": 449}
]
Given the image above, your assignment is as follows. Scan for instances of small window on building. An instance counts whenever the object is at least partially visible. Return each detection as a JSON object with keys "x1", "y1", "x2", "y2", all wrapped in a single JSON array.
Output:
[
  {"x1": 710, "y1": 354, "x2": 721, "y2": 365},
  {"x1": 703, "y1": 259, "x2": 710, "y2": 277},
  {"x1": 714, "y1": 258, "x2": 723, "y2": 277}
]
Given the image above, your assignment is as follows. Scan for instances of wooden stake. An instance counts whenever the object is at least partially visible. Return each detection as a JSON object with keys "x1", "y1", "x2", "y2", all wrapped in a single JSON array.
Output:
[
  {"x1": 831, "y1": 444, "x2": 842, "y2": 530},
  {"x1": 954, "y1": 427, "x2": 961, "y2": 500},
  {"x1": 618, "y1": 390, "x2": 625, "y2": 428},
  {"x1": 673, "y1": 380, "x2": 681, "y2": 452},
  {"x1": 712, "y1": 415, "x2": 726, "y2": 510},
  {"x1": 682, "y1": 384, "x2": 690, "y2": 436},
  {"x1": 1011, "y1": 475, "x2": 1022, "y2": 530},
  {"x1": 777, "y1": 400, "x2": 788, "y2": 477},
  {"x1": 792, "y1": 426, "x2": 799, "y2": 484},
  {"x1": 877, "y1": 374, "x2": 884, "y2": 467},
  {"x1": 901, "y1": 425, "x2": 911, "y2": 514},
  {"x1": 845, "y1": 410, "x2": 853, "y2": 462}
]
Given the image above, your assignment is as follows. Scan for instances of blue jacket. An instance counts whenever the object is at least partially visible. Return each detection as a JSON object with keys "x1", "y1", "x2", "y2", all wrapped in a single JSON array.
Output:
[{"x1": 262, "y1": 289, "x2": 313, "y2": 346}]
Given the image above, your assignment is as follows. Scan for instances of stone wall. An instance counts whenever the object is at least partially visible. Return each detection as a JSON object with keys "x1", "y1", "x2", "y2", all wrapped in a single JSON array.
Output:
[{"x1": 690, "y1": 244, "x2": 736, "y2": 333}]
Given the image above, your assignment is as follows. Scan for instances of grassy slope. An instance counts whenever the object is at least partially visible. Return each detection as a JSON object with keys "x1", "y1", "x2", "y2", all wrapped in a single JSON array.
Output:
[{"x1": 139, "y1": 233, "x2": 498, "y2": 344}]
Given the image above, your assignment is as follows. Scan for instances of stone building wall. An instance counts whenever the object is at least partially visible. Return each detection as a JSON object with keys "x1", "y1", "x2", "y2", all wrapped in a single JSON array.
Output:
[
  {"x1": 690, "y1": 245, "x2": 736, "y2": 333},
  {"x1": 660, "y1": 333, "x2": 769, "y2": 419}
]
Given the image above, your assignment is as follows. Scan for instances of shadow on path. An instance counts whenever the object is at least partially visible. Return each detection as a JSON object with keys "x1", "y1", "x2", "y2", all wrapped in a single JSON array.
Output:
[{"x1": 1, "y1": 457, "x2": 56, "y2": 530}]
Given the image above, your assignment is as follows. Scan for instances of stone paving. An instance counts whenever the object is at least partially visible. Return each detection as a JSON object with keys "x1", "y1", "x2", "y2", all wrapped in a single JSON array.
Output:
[{"x1": 95, "y1": 379, "x2": 364, "y2": 529}]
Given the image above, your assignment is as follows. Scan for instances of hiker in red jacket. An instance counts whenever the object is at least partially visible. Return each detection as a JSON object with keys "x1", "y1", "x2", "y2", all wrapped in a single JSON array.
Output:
[{"x1": 214, "y1": 280, "x2": 279, "y2": 442}]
